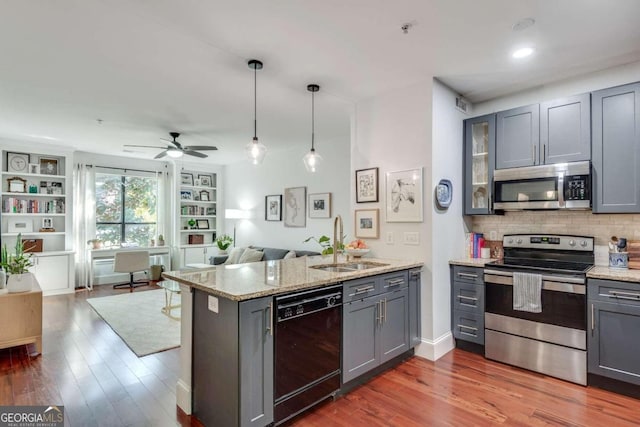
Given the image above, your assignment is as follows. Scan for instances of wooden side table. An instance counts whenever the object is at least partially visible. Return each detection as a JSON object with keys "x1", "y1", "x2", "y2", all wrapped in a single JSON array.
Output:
[{"x1": 0, "y1": 281, "x2": 43, "y2": 355}]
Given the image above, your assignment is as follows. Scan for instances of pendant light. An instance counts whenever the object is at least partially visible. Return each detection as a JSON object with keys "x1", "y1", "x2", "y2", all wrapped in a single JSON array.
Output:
[
  {"x1": 246, "y1": 59, "x2": 267, "y2": 165},
  {"x1": 303, "y1": 84, "x2": 322, "y2": 172}
]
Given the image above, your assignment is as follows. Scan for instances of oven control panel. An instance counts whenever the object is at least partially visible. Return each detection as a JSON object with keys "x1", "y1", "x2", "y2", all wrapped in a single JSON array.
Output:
[{"x1": 503, "y1": 234, "x2": 594, "y2": 251}]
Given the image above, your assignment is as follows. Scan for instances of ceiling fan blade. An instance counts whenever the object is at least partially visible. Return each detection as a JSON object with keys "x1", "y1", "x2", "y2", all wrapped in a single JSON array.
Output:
[
  {"x1": 160, "y1": 138, "x2": 182, "y2": 149},
  {"x1": 154, "y1": 150, "x2": 168, "y2": 159},
  {"x1": 124, "y1": 144, "x2": 167, "y2": 149},
  {"x1": 184, "y1": 145, "x2": 218, "y2": 151},
  {"x1": 183, "y1": 150, "x2": 208, "y2": 159}
]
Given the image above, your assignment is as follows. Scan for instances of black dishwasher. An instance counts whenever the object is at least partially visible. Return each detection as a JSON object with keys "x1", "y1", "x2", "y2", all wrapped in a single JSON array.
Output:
[{"x1": 274, "y1": 284, "x2": 342, "y2": 425}]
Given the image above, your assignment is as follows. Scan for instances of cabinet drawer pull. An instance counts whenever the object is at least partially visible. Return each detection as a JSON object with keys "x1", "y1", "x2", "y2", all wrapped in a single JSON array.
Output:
[
  {"x1": 457, "y1": 295, "x2": 478, "y2": 302},
  {"x1": 460, "y1": 331, "x2": 477, "y2": 337},
  {"x1": 267, "y1": 302, "x2": 274, "y2": 336},
  {"x1": 457, "y1": 272, "x2": 478, "y2": 279},
  {"x1": 383, "y1": 298, "x2": 387, "y2": 323},
  {"x1": 410, "y1": 271, "x2": 421, "y2": 279},
  {"x1": 591, "y1": 303, "x2": 594, "y2": 332},
  {"x1": 354, "y1": 285, "x2": 375, "y2": 294},
  {"x1": 386, "y1": 279, "x2": 404, "y2": 286},
  {"x1": 457, "y1": 324, "x2": 478, "y2": 332},
  {"x1": 607, "y1": 290, "x2": 640, "y2": 300},
  {"x1": 376, "y1": 301, "x2": 382, "y2": 325}
]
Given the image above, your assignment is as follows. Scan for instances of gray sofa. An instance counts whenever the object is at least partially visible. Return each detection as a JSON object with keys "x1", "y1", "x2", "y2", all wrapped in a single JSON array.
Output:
[{"x1": 210, "y1": 246, "x2": 320, "y2": 265}]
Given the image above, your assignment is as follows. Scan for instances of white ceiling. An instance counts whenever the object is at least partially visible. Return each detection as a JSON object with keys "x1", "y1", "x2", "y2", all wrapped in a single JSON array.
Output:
[{"x1": 1, "y1": 0, "x2": 640, "y2": 164}]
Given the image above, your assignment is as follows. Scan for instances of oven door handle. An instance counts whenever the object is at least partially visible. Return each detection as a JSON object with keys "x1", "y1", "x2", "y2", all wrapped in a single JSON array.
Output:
[
  {"x1": 484, "y1": 269, "x2": 586, "y2": 284},
  {"x1": 484, "y1": 272, "x2": 585, "y2": 295}
]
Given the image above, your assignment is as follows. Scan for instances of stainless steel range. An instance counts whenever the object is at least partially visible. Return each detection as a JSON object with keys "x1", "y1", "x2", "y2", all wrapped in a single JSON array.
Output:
[{"x1": 483, "y1": 234, "x2": 594, "y2": 385}]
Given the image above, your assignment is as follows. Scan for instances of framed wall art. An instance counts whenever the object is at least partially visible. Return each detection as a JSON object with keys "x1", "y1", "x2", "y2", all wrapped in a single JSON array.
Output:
[
  {"x1": 355, "y1": 167, "x2": 378, "y2": 203},
  {"x1": 385, "y1": 167, "x2": 423, "y2": 222},
  {"x1": 354, "y1": 209, "x2": 379, "y2": 239},
  {"x1": 284, "y1": 186, "x2": 306, "y2": 227},
  {"x1": 265, "y1": 194, "x2": 282, "y2": 221},
  {"x1": 308, "y1": 193, "x2": 331, "y2": 218},
  {"x1": 196, "y1": 219, "x2": 210, "y2": 229},
  {"x1": 39, "y1": 158, "x2": 58, "y2": 175},
  {"x1": 180, "y1": 189, "x2": 193, "y2": 200},
  {"x1": 7, "y1": 152, "x2": 30, "y2": 173},
  {"x1": 198, "y1": 174, "x2": 213, "y2": 187},
  {"x1": 199, "y1": 190, "x2": 210, "y2": 201},
  {"x1": 180, "y1": 173, "x2": 194, "y2": 186},
  {"x1": 28, "y1": 163, "x2": 39, "y2": 174}
]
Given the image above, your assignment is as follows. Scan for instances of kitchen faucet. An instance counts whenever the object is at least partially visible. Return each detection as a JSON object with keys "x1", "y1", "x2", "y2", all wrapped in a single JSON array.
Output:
[{"x1": 333, "y1": 215, "x2": 343, "y2": 265}]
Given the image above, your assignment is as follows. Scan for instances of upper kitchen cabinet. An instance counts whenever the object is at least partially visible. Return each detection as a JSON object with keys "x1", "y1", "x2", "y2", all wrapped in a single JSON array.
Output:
[
  {"x1": 592, "y1": 82, "x2": 640, "y2": 213},
  {"x1": 540, "y1": 93, "x2": 591, "y2": 164},
  {"x1": 496, "y1": 104, "x2": 539, "y2": 169},
  {"x1": 464, "y1": 114, "x2": 495, "y2": 215}
]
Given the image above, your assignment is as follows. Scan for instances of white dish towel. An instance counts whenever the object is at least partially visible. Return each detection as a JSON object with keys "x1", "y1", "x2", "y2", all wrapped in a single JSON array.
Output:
[{"x1": 513, "y1": 272, "x2": 542, "y2": 313}]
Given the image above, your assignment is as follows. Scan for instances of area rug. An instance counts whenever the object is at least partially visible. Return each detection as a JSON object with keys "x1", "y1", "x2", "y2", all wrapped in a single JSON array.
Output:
[{"x1": 87, "y1": 289, "x2": 180, "y2": 357}]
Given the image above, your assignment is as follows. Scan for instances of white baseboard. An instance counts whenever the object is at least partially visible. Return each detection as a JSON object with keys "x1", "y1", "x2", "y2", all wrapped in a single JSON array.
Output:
[
  {"x1": 414, "y1": 331, "x2": 454, "y2": 361},
  {"x1": 176, "y1": 379, "x2": 192, "y2": 415}
]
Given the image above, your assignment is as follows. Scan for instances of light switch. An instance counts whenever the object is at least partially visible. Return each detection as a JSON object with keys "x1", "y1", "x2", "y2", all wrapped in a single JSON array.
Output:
[
  {"x1": 208, "y1": 295, "x2": 219, "y2": 313},
  {"x1": 403, "y1": 232, "x2": 420, "y2": 245},
  {"x1": 386, "y1": 231, "x2": 394, "y2": 244}
]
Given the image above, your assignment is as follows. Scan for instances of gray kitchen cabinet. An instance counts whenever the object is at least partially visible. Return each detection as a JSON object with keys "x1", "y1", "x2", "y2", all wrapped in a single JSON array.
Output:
[
  {"x1": 540, "y1": 93, "x2": 591, "y2": 164},
  {"x1": 496, "y1": 104, "x2": 540, "y2": 169},
  {"x1": 342, "y1": 271, "x2": 411, "y2": 384},
  {"x1": 587, "y1": 279, "x2": 640, "y2": 386},
  {"x1": 408, "y1": 269, "x2": 422, "y2": 347},
  {"x1": 193, "y1": 290, "x2": 274, "y2": 427},
  {"x1": 592, "y1": 82, "x2": 640, "y2": 213},
  {"x1": 450, "y1": 265, "x2": 485, "y2": 345},
  {"x1": 464, "y1": 114, "x2": 496, "y2": 214}
]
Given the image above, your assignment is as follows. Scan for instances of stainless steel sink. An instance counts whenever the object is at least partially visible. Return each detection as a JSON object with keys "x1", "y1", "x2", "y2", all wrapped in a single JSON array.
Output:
[{"x1": 309, "y1": 261, "x2": 389, "y2": 273}]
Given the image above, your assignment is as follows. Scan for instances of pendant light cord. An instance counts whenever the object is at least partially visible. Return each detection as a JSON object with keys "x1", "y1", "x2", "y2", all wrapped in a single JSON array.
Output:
[
  {"x1": 311, "y1": 90, "x2": 315, "y2": 150},
  {"x1": 253, "y1": 65, "x2": 257, "y2": 139}
]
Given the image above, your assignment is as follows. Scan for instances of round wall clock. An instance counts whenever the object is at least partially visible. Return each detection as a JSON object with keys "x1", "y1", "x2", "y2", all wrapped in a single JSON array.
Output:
[
  {"x1": 435, "y1": 179, "x2": 452, "y2": 209},
  {"x1": 7, "y1": 152, "x2": 30, "y2": 173}
]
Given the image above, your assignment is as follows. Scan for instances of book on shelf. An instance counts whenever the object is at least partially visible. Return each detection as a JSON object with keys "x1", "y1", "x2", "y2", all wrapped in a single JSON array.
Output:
[{"x1": 3, "y1": 197, "x2": 65, "y2": 214}]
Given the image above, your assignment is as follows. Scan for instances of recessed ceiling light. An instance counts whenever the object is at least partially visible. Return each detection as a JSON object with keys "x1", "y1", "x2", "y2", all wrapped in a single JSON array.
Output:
[{"x1": 512, "y1": 47, "x2": 534, "y2": 59}]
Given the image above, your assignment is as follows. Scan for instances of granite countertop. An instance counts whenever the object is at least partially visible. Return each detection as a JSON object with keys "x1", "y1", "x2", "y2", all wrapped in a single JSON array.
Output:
[
  {"x1": 449, "y1": 258, "x2": 497, "y2": 267},
  {"x1": 163, "y1": 255, "x2": 423, "y2": 301},
  {"x1": 587, "y1": 266, "x2": 640, "y2": 283}
]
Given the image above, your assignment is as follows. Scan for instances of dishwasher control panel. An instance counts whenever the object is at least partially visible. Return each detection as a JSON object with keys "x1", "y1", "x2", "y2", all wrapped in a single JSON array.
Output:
[{"x1": 276, "y1": 285, "x2": 342, "y2": 321}]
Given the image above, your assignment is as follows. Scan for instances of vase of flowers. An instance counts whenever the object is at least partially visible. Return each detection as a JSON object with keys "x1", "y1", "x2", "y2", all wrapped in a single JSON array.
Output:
[
  {"x1": 216, "y1": 234, "x2": 233, "y2": 254},
  {"x1": 1, "y1": 234, "x2": 35, "y2": 293}
]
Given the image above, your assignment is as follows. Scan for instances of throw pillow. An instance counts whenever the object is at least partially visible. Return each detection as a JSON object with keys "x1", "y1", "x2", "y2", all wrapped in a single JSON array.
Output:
[
  {"x1": 283, "y1": 251, "x2": 297, "y2": 259},
  {"x1": 224, "y1": 247, "x2": 246, "y2": 265},
  {"x1": 238, "y1": 248, "x2": 264, "y2": 264}
]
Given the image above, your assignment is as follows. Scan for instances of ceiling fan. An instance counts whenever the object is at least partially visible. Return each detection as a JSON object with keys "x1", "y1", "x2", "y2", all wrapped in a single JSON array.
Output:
[{"x1": 124, "y1": 132, "x2": 218, "y2": 159}]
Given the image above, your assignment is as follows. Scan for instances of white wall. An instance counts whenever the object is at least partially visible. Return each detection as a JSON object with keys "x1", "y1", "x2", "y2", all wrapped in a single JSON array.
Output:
[{"x1": 223, "y1": 134, "x2": 350, "y2": 252}]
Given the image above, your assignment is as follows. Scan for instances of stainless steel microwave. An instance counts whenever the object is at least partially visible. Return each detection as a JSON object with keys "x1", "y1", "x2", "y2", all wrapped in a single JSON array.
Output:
[{"x1": 493, "y1": 161, "x2": 591, "y2": 210}]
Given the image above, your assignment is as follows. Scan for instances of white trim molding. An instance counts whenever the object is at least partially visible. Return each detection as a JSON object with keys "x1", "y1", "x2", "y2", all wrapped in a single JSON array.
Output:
[{"x1": 414, "y1": 331, "x2": 454, "y2": 361}]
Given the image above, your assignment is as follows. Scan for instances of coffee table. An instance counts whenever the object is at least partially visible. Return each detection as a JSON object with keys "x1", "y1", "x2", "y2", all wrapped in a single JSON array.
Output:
[{"x1": 157, "y1": 280, "x2": 181, "y2": 319}]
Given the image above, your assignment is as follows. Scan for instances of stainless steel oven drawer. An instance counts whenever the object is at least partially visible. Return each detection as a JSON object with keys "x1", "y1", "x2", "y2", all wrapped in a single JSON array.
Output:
[
  {"x1": 452, "y1": 266, "x2": 484, "y2": 285},
  {"x1": 452, "y1": 310, "x2": 484, "y2": 345},
  {"x1": 453, "y1": 281, "x2": 484, "y2": 314}
]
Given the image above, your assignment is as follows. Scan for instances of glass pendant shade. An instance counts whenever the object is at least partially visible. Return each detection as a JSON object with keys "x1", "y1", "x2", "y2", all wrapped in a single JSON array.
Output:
[
  {"x1": 303, "y1": 148, "x2": 322, "y2": 172},
  {"x1": 246, "y1": 137, "x2": 267, "y2": 165}
]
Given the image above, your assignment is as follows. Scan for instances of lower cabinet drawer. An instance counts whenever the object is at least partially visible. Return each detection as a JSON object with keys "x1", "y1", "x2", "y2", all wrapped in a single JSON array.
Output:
[
  {"x1": 452, "y1": 310, "x2": 484, "y2": 345},
  {"x1": 452, "y1": 281, "x2": 484, "y2": 314}
]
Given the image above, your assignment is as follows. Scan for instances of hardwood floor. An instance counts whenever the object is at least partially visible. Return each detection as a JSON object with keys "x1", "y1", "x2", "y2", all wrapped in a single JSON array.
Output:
[{"x1": 2, "y1": 286, "x2": 639, "y2": 427}]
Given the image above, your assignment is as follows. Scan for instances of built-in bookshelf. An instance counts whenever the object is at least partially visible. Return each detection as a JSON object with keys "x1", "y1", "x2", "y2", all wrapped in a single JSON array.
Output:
[{"x1": 178, "y1": 169, "x2": 217, "y2": 246}]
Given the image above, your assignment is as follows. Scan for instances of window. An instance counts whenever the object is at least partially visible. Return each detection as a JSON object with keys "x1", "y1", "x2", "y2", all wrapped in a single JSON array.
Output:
[{"x1": 95, "y1": 173, "x2": 157, "y2": 247}]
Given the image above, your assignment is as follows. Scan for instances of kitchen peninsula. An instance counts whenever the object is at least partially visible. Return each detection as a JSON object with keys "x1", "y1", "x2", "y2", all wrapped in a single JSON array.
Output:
[{"x1": 164, "y1": 255, "x2": 422, "y2": 427}]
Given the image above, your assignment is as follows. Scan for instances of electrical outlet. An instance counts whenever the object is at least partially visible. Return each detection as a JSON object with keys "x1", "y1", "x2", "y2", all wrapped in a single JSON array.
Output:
[
  {"x1": 386, "y1": 231, "x2": 394, "y2": 244},
  {"x1": 208, "y1": 295, "x2": 219, "y2": 313},
  {"x1": 403, "y1": 231, "x2": 420, "y2": 245},
  {"x1": 489, "y1": 230, "x2": 498, "y2": 241}
]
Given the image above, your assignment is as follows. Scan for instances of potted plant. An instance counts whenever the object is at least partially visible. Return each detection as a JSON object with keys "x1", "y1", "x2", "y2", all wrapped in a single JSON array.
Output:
[
  {"x1": 303, "y1": 235, "x2": 345, "y2": 256},
  {"x1": 1, "y1": 234, "x2": 34, "y2": 293},
  {"x1": 157, "y1": 234, "x2": 165, "y2": 246},
  {"x1": 87, "y1": 239, "x2": 102, "y2": 250},
  {"x1": 216, "y1": 234, "x2": 233, "y2": 254}
]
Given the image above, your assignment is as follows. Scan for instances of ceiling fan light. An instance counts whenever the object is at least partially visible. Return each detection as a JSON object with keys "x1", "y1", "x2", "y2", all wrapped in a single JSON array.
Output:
[
  {"x1": 303, "y1": 148, "x2": 322, "y2": 173},
  {"x1": 246, "y1": 137, "x2": 267, "y2": 165},
  {"x1": 167, "y1": 149, "x2": 183, "y2": 158}
]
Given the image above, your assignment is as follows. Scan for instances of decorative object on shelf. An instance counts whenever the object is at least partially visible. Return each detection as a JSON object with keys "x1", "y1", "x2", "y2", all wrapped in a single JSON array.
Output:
[
  {"x1": 355, "y1": 167, "x2": 379, "y2": 203},
  {"x1": 386, "y1": 167, "x2": 424, "y2": 222},
  {"x1": 265, "y1": 194, "x2": 282, "y2": 221},
  {"x1": 435, "y1": 178, "x2": 453, "y2": 209},
  {"x1": 284, "y1": 186, "x2": 306, "y2": 228},
  {"x1": 1, "y1": 234, "x2": 34, "y2": 293},
  {"x1": 39, "y1": 157, "x2": 58, "y2": 175},
  {"x1": 7, "y1": 176, "x2": 27, "y2": 193},
  {"x1": 246, "y1": 59, "x2": 267, "y2": 165},
  {"x1": 41, "y1": 217, "x2": 53, "y2": 229},
  {"x1": 216, "y1": 234, "x2": 233, "y2": 254},
  {"x1": 188, "y1": 218, "x2": 196, "y2": 229},
  {"x1": 199, "y1": 190, "x2": 210, "y2": 201},
  {"x1": 354, "y1": 209, "x2": 380, "y2": 238},
  {"x1": 50, "y1": 182, "x2": 63, "y2": 195},
  {"x1": 87, "y1": 239, "x2": 102, "y2": 250},
  {"x1": 28, "y1": 164, "x2": 39, "y2": 174},
  {"x1": 206, "y1": 206, "x2": 216, "y2": 216},
  {"x1": 22, "y1": 238, "x2": 43, "y2": 253},
  {"x1": 150, "y1": 238, "x2": 155, "y2": 247},
  {"x1": 188, "y1": 234, "x2": 204, "y2": 244},
  {"x1": 198, "y1": 174, "x2": 212, "y2": 187},
  {"x1": 157, "y1": 234, "x2": 165, "y2": 246},
  {"x1": 180, "y1": 190, "x2": 193, "y2": 200},
  {"x1": 8, "y1": 218, "x2": 33, "y2": 234},
  {"x1": 28, "y1": 184, "x2": 38, "y2": 193},
  {"x1": 180, "y1": 173, "x2": 194, "y2": 185},
  {"x1": 303, "y1": 84, "x2": 322, "y2": 172},
  {"x1": 196, "y1": 219, "x2": 210, "y2": 230},
  {"x1": 7, "y1": 152, "x2": 30, "y2": 173},
  {"x1": 308, "y1": 193, "x2": 331, "y2": 218}
]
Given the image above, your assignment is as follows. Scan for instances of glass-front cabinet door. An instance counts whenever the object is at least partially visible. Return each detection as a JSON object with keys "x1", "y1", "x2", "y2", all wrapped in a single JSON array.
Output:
[{"x1": 464, "y1": 114, "x2": 495, "y2": 215}]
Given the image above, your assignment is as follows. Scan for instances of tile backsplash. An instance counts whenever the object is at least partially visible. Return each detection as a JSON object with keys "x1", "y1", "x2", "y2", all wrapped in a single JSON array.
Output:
[{"x1": 471, "y1": 211, "x2": 640, "y2": 246}]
